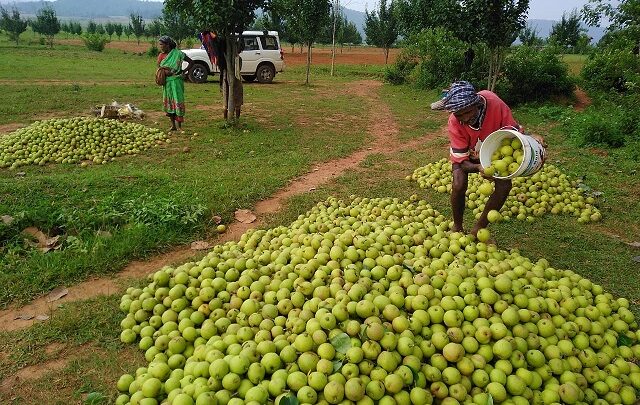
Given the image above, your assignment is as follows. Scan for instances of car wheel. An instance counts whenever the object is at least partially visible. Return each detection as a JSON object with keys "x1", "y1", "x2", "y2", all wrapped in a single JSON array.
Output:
[
  {"x1": 242, "y1": 75, "x2": 256, "y2": 82},
  {"x1": 188, "y1": 62, "x2": 208, "y2": 83},
  {"x1": 256, "y1": 64, "x2": 275, "y2": 83}
]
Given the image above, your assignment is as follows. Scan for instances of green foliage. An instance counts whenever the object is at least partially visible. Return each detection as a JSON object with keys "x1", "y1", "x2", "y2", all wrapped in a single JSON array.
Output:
[
  {"x1": 104, "y1": 22, "x2": 116, "y2": 38},
  {"x1": 67, "y1": 21, "x2": 82, "y2": 35},
  {"x1": 82, "y1": 33, "x2": 110, "y2": 52},
  {"x1": 0, "y1": 6, "x2": 28, "y2": 45},
  {"x1": 129, "y1": 13, "x2": 145, "y2": 45},
  {"x1": 31, "y1": 6, "x2": 60, "y2": 48},
  {"x1": 394, "y1": 0, "x2": 462, "y2": 39},
  {"x1": 518, "y1": 24, "x2": 544, "y2": 47},
  {"x1": 495, "y1": 46, "x2": 575, "y2": 105},
  {"x1": 317, "y1": 13, "x2": 361, "y2": 46},
  {"x1": 548, "y1": 10, "x2": 586, "y2": 50},
  {"x1": 581, "y1": 48, "x2": 640, "y2": 93},
  {"x1": 147, "y1": 41, "x2": 160, "y2": 57},
  {"x1": 464, "y1": 0, "x2": 530, "y2": 90},
  {"x1": 341, "y1": 20, "x2": 362, "y2": 45},
  {"x1": 383, "y1": 52, "x2": 416, "y2": 84},
  {"x1": 95, "y1": 23, "x2": 105, "y2": 35},
  {"x1": 86, "y1": 20, "x2": 97, "y2": 35},
  {"x1": 400, "y1": 28, "x2": 467, "y2": 89},
  {"x1": 146, "y1": 18, "x2": 163, "y2": 39},
  {"x1": 364, "y1": 0, "x2": 398, "y2": 64},
  {"x1": 565, "y1": 108, "x2": 627, "y2": 147},
  {"x1": 162, "y1": 6, "x2": 197, "y2": 47},
  {"x1": 113, "y1": 22, "x2": 123, "y2": 39}
]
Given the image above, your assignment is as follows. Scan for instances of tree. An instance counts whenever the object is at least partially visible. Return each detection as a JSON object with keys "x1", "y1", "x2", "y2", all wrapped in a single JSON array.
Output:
[
  {"x1": 0, "y1": 6, "x2": 28, "y2": 45},
  {"x1": 364, "y1": 0, "x2": 399, "y2": 64},
  {"x1": 162, "y1": 7, "x2": 196, "y2": 47},
  {"x1": 105, "y1": 22, "x2": 116, "y2": 39},
  {"x1": 463, "y1": 0, "x2": 530, "y2": 91},
  {"x1": 96, "y1": 23, "x2": 105, "y2": 35},
  {"x1": 31, "y1": 6, "x2": 60, "y2": 48},
  {"x1": 146, "y1": 18, "x2": 164, "y2": 39},
  {"x1": 164, "y1": 0, "x2": 265, "y2": 122},
  {"x1": 285, "y1": 0, "x2": 332, "y2": 84},
  {"x1": 548, "y1": 10, "x2": 585, "y2": 50},
  {"x1": 123, "y1": 24, "x2": 133, "y2": 40},
  {"x1": 583, "y1": 0, "x2": 640, "y2": 52},
  {"x1": 394, "y1": 0, "x2": 462, "y2": 38},
  {"x1": 114, "y1": 23, "x2": 123, "y2": 39},
  {"x1": 130, "y1": 13, "x2": 146, "y2": 45},
  {"x1": 340, "y1": 20, "x2": 362, "y2": 45},
  {"x1": 87, "y1": 20, "x2": 97, "y2": 34},
  {"x1": 518, "y1": 24, "x2": 544, "y2": 47}
]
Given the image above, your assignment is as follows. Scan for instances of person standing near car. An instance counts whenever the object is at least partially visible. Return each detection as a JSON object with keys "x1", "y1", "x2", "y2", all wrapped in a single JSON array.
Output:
[{"x1": 158, "y1": 36, "x2": 193, "y2": 131}]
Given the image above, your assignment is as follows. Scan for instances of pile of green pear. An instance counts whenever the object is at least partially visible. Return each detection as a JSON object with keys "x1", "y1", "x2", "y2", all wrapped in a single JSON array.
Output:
[
  {"x1": 410, "y1": 159, "x2": 602, "y2": 223},
  {"x1": 0, "y1": 117, "x2": 168, "y2": 169},
  {"x1": 116, "y1": 196, "x2": 636, "y2": 405}
]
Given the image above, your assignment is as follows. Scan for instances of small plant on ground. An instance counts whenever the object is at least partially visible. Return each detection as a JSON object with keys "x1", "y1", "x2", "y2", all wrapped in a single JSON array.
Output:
[{"x1": 82, "y1": 33, "x2": 110, "y2": 52}]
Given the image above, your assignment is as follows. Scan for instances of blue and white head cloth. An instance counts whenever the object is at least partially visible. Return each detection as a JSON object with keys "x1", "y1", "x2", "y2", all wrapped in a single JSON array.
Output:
[{"x1": 430, "y1": 81, "x2": 481, "y2": 113}]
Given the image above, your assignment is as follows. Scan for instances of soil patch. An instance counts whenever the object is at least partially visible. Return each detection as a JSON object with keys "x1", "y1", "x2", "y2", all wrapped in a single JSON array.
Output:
[{"x1": 574, "y1": 88, "x2": 592, "y2": 111}]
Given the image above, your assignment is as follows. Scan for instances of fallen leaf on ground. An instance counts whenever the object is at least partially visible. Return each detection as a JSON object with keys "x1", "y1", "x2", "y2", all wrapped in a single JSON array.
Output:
[
  {"x1": 632, "y1": 256, "x2": 640, "y2": 263},
  {"x1": 191, "y1": 241, "x2": 211, "y2": 250},
  {"x1": 13, "y1": 314, "x2": 34, "y2": 321},
  {"x1": 46, "y1": 287, "x2": 68, "y2": 302},
  {"x1": 235, "y1": 209, "x2": 257, "y2": 224},
  {"x1": 35, "y1": 315, "x2": 50, "y2": 321},
  {"x1": 626, "y1": 241, "x2": 640, "y2": 248},
  {"x1": 96, "y1": 230, "x2": 112, "y2": 238},
  {"x1": 212, "y1": 215, "x2": 222, "y2": 225},
  {"x1": 1, "y1": 215, "x2": 14, "y2": 225},
  {"x1": 22, "y1": 227, "x2": 61, "y2": 251}
]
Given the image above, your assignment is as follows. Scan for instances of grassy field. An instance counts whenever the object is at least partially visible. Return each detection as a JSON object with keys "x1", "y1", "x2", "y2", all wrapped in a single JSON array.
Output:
[{"x1": 0, "y1": 36, "x2": 639, "y2": 404}]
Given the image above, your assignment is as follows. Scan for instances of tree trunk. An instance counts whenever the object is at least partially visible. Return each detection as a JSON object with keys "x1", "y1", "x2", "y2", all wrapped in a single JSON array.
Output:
[
  {"x1": 330, "y1": 0, "x2": 338, "y2": 77},
  {"x1": 384, "y1": 47, "x2": 389, "y2": 65},
  {"x1": 291, "y1": 43, "x2": 295, "y2": 53},
  {"x1": 306, "y1": 43, "x2": 312, "y2": 85},
  {"x1": 225, "y1": 36, "x2": 241, "y2": 122},
  {"x1": 487, "y1": 47, "x2": 505, "y2": 92}
]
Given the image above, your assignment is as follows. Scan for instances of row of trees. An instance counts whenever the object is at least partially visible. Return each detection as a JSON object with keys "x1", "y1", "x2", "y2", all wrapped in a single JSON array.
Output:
[
  {"x1": 518, "y1": 10, "x2": 592, "y2": 53},
  {"x1": 0, "y1": 6, "x2": 61, "y2": 47}
]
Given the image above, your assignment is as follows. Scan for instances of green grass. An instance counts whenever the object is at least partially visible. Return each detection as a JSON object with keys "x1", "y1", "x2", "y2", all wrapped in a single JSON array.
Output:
[
  {"x1": 561, "y1": 53, "x2": 588, "y2": 77},
  {"x1": 0, "y1": 41, "x2": 371, "y2": 307}
]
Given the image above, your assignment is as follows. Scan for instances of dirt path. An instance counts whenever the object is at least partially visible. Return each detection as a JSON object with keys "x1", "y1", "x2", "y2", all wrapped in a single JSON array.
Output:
[{"x1": 0, "y1": 79, "x2": 441, "y2": 333}]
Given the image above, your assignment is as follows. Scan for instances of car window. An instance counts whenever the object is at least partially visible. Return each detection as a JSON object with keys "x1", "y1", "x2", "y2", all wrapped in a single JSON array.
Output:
[
  {"x1": 259, "y1": 36, "x2": 279, "y2": 50},
  {"x1": 243, "y1": 36, "x2": 260, "y2": 51}
]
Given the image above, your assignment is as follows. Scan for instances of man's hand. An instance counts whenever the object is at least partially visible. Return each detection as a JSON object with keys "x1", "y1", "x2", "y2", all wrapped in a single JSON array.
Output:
[{"x1": 530, "y1": 134, "x2": 547, "y2": 148}]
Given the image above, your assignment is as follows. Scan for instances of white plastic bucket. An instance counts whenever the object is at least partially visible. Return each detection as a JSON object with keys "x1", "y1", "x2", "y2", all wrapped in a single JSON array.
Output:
[{"x1": 479, "y1": 129, "x2": 546, "y2": 179}]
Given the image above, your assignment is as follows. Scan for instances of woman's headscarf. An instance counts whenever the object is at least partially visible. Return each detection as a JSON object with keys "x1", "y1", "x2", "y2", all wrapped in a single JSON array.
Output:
[{"x1": 159, "y1": 35, "x2": 177, "y2": 50}]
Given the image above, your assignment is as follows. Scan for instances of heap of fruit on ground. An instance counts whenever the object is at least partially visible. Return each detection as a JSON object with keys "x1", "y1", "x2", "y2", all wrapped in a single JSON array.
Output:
[
  {"x1": 116, "y1": 196, "x2": 638, "y2": 405},
  {"x1": 0, "y1": 117, "x2": 169, "y2": 169},
  {"x1": 409, "y1": 158, "x2": 602, "y2": 224}
]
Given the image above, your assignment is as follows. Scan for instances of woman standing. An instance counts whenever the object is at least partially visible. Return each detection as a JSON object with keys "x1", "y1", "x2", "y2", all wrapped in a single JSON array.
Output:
[{"x1": 157, "y1": 36, "x2": 193, "y2": 131}]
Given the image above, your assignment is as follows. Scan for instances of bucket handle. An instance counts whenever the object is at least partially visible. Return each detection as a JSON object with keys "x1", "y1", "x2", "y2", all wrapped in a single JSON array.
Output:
[{"x1": 499, "y1": 125, "x2": 523, "y2": 133}]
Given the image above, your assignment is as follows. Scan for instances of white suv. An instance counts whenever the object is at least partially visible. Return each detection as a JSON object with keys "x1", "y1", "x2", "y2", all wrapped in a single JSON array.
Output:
[{"x1": 182, "y1": 31, "x2": 285, "y2": 84}]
